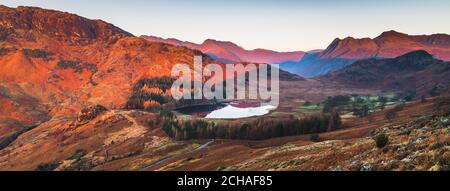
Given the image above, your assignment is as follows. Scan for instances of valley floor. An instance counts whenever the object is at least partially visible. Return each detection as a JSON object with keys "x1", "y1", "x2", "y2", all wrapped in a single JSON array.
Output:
[
  {"x1": 0, "y1": 97, "x2": 448, "y2": 171},
  {"x1": 141, "y1": 98, "x2": 449, "y2": 171}
]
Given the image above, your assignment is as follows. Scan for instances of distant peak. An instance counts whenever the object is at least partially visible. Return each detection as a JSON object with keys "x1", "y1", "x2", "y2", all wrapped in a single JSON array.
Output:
[
  {"x1": 203, "y1": 39, "x2": 219, "y2": 43},
  {"x1": 140, "y1": 35, "x2": 163, "y2": 39},
  {"x1": 203, "y1": 39, "x2": 236, "y2": 45},
  {"x1": 342, "y1": 36, "x2": 355, "y2": 41},
  {"x1": 330, "y1": 36, "x2": 368, "y2": 45},
  {"x1": 202, "y1": 39, "x2": 242, "y2": 50},
  {"x1": 378, "y1": 30, "x2": 408, "y2": 38},
  {"x1": 331, "y1": 38, "x2": 341, "y2": 43},
  {"x1": 385, "y1": 30, "x2": 401, "y2": 33}
]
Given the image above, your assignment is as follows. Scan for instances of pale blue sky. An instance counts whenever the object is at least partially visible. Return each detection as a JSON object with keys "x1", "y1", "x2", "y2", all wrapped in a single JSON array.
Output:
[{"x1": 1, "y1": 0, "x2": 450, "y2": 51}]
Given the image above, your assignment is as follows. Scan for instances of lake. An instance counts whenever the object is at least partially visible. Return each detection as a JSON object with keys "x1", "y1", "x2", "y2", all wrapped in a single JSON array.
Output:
[
  {"x1": 205, "y1": 104, "x2": 276, "y2": 119},
  {"x1": 176, "y1": 102, "x2": 276, "y2": 119}
]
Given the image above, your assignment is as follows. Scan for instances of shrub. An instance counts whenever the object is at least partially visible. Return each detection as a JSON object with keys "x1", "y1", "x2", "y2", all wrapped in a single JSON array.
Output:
[
  {"x1": 23, "y1": 49, "x2": 53, "y2": 60},
  {"x1": 323, "y1": 95, "x2": 351, "y2": 113},
  {"x1": 162, "y1": 119, "x2": 179, "y2": 138},
  {"x1": 374, "y1": 133, "x2": 389, "y2": 148},
  {"x1": 378, "y1": 96, "x2": 388, "y2": 109},
  {"x1": 159, "y1": 110, "x2": 174, "y2": 119},
  {"x1": 394, "y1": 90, "x2": 416, "y2": 102},
  {"x1": 328, "y1": 111, "x2": 342, "y2": 131},
  {"x1": 57, "y1": 60, "x2": 79, "y2": 70},
  {"x1": 404, "y1": 92, "x2": 416, "y2": 102},
  {"x1": 77, "y1": 105, "x2": 107, "y2": 123},
  {"x1": 0, "y1": 47, "x2": 14, "y2": 56},
  {"x1": 385, "y1": 104, "x2": 404, "y2": 121},
  {"x1": 68, "y1": 149, "x2": 86, "y2": 161},
  {"x1": 421, "y1": 96, "x2": 427, "y2": 103},
  {"x1": 35, "y1": 162, "x2": 60, "y2": 171},
  {"x1": 384, "y1": 110, "x2": 397, "y2": 121},
  {"x1": 303, "y1": 101, "x2": 313, "y2": 106},
  {"x1": 378, "y1": 96, "x2": 388, "y2": 104},
  {"x1": 353, "y1": 105, "x2": 370, "y2": 117},
  {"x1": 57, "y1": 59, "x2": 97, "y2": 73},
  {"x1": 309, "y1": 134, "x2": 320, "y2": 142}
]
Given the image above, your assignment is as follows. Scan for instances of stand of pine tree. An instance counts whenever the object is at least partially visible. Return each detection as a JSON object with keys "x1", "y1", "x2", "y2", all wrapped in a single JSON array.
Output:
[{"x1": 161, "y1": 112, "x2": 341, "y2": 140}]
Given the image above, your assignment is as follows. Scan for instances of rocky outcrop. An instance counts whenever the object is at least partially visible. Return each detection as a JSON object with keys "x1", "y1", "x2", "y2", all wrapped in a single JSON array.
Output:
[
  {"x1": 0, "y1": 5, "x2": 132, "y2": 44},
  {"x1": 320, "y1": 30, "x2": 450, "y2": 61},
  {"x1": 77, "y1": 105, "x2": 107, "y2": 123}
]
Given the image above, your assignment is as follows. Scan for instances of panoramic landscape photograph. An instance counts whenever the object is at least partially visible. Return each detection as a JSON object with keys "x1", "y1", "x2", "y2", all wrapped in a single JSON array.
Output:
[{"x1": 0, "y1": 0, "x2": 449, "y2": 173}]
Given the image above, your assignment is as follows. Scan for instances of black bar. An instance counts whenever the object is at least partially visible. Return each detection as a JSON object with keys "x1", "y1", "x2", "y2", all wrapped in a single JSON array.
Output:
[{"x1": 0, "y1": 171, "x2": 446, "y2": 190}]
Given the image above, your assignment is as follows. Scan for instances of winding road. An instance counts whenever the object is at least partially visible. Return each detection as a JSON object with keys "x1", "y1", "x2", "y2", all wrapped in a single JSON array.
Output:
[{"x1": 140, "y1": 140, "x2": 214, "y2": 171}]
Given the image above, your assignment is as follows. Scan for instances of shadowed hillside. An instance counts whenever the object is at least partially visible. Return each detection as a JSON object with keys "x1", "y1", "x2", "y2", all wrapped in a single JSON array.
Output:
[{"x1": 323, "y1": 50, "x2": 450, "y2": 97}]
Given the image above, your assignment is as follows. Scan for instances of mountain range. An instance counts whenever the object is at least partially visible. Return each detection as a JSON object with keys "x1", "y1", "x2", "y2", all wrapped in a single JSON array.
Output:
[
  {"x1": 141, "y1": 35, "x2": 306, "y2": 64},
  {"x1": 144, "y1": 31, "x2": 450, "y2": 78},
  {"x1": 320, "y1": 30, "x2": 450, "y2": 60},
  {"x1": 288, "y1": 30, "x2": 450, "y2": 77}
]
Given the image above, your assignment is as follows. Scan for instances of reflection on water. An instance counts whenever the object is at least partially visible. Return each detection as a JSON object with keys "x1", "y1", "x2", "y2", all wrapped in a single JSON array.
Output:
[
  {"x1": 176, "y1": 102, "x2": 276, "y2": 119},
  {"x1": 205, "y1": 105, "x2": 276, "y2": 119}
]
